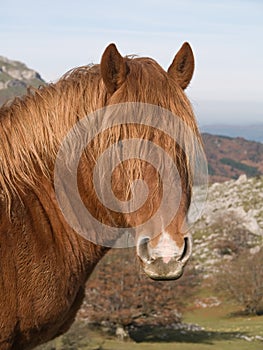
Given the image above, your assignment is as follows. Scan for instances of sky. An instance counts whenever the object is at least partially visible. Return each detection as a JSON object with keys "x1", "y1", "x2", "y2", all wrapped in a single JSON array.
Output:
[{"x1": 0, "y1": 0, "x2": 262, "y2": 126}]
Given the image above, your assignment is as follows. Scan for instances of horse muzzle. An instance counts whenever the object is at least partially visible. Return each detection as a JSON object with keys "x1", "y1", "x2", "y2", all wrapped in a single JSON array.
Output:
[{"x1": 136, "y1": 234, "x2": 192, "y2": 280}]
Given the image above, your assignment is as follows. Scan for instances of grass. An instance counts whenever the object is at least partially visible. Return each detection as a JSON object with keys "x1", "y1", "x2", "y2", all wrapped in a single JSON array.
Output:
[{"x1": 37, "y1": 304, "x2": 263, "y2": 350}]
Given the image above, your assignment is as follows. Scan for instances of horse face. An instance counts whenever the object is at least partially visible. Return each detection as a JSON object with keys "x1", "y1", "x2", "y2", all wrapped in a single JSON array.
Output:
[
  {"x1": 100, "y1": 43, "x2": 197, "y2": 280},
  {"x1": 133, "y1": 162, "x2": 192, "y2": 280},
  {"x1": 111, "y1": 158, "x2": 192, "y2": 281}
]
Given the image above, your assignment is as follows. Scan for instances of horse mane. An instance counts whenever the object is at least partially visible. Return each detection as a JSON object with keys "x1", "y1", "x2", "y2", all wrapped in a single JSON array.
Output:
[
  {"x1": 0, "y1": 56, "x2": 200, "y2": 206},
  {"x1": 0, "y1": 64, "x2": 104, "y2": 200}
]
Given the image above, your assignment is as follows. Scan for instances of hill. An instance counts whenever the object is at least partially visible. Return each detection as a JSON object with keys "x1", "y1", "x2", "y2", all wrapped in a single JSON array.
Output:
[
  {"x1": 201, "y1": 124, "x2": 263, "y2": 143},
  {"x1": 0, "y1": 56, "x2": 45, "y2": 105},
  {"x1": 202, "y1": 133, "x2": 263, "y2": 183}
]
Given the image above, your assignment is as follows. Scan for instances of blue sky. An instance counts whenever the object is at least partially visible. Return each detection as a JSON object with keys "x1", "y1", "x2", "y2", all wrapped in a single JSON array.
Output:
[{"x1": 0, "y1": 0, "x2": 262, "y2": 125}]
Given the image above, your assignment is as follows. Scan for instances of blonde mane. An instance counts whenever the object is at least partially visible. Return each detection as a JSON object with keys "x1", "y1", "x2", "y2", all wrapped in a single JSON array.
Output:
[{"x1": 0, "y1": 65, "x2": 103, "y2": 199}]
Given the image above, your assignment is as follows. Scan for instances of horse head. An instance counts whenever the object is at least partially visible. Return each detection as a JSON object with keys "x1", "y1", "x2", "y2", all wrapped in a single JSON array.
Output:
[{"x1": 98, "y1": 43, "x2": 199, "y2": 280}]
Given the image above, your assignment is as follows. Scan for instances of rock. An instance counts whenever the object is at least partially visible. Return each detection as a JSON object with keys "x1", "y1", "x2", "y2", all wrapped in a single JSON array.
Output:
[
  {"x1": 243, "y1": 215, "x2": 263, "y2": 235},
  {"x1": 7, "y1": 79, "x2": 27, "y2": 88},
  {"x1": 235, "y1": 174, "x2": 247, "y2": 185},
  {"x1": 171, "y1": 322, "x2": 205, "y2": 332},
  {"x1": 250, "y1": 246, "x2": 261, "y2": 254},
  {"x1": 115, "y1": 325, "x2": 129, "y2": 341}
]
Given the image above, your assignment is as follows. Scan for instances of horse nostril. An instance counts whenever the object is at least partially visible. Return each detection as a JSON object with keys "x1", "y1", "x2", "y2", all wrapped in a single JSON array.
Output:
[
  {"x1": 178, "y1": 236, "x2": 192, "y2": 262},
  {"x1": 139, "y1": 237, "x2": 150, "y2": 246},
  {"x1": 178, "y1": 237, "x2": 188, "y2": 261},
  {"x1": 137, "y1": 237, "x2": 151, "y2": 263}
]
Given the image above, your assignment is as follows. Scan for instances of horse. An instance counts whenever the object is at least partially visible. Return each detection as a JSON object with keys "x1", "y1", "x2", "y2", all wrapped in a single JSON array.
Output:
[{"x1": 0, "y1": 43, "x2": 203, "y2": 349}]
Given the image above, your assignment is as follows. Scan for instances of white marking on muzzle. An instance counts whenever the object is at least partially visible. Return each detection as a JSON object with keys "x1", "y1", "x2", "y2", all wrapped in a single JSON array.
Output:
[{"x1": 148, "y1": 231, "x2": 182, "y2": 264}]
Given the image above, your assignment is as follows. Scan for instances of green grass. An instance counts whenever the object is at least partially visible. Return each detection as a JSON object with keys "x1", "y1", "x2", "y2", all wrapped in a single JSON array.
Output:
[{"x1": 37, "y1": 305, "x2": 263, "y2": 350}]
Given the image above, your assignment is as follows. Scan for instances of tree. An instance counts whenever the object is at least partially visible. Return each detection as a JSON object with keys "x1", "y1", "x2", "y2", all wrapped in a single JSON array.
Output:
[{"x1": 214, "y1": 248, "x2": 263, "y2": 315}]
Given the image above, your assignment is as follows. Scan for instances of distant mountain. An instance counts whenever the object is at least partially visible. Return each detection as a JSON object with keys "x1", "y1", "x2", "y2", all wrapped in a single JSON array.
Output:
[
  {"x1": 0, "y1": 56, "x2": 45, "y2": 105},
  {"x1": 202, "y1": 133, "x2": 263, "y2": 183},
  {"x1": 201, "y1": 124, "x2": 263, "y2": 143}
]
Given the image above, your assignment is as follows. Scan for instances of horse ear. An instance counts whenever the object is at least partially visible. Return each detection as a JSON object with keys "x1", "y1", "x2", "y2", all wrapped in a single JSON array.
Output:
[
  {"x1": 167, "y1": 42, "x2": 194, "y2": 90},
  {"x1": 100, "y1": 43, "x2": 129, "y2": 94}
]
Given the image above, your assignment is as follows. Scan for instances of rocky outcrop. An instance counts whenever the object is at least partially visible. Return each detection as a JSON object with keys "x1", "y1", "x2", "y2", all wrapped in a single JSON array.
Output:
[
  {"x1": 0, "y1": 55, "x2": 45, "y2": 105},
  {"x1": 192, "y1": 174, "x2": 263, "y2": 275}
]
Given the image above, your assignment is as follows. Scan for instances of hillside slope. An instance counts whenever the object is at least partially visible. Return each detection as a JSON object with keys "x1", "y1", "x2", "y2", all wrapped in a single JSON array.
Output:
[
  {"x1": 192, "y1": 174, "x2": 263, "y2": 276},
  {"x1": 0, "y1": 56, "x2": 45, "y2": 105},
  {"x1": 202, "y1": 133, "x2": 263, "y2": 182}
]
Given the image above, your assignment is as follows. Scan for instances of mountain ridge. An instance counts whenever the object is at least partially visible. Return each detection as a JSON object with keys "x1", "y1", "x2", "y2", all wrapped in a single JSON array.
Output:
[
  {"x1": 0, "y1": 55, "x2": 45, "y2": 105},
  {"x1": 202, "y1": 133, "x2": 263, "y2": 182},
  {"x1": 201, "y1": 124, "x2": 263, "y2": 143}
]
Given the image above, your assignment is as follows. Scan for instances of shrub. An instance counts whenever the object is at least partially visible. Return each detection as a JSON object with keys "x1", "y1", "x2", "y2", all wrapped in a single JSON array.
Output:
[
  {"x1": 220, "y1": 158, "x2": 260, "y2": 177},
  {"x1": 214, "y1": 249, "x2": 263, "y2": 315}
]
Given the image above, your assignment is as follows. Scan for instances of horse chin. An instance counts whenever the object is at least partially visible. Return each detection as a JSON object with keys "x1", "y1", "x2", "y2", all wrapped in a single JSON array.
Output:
[{"x1": 141, "y1": 259, "x2": 185, "y2": 281}]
